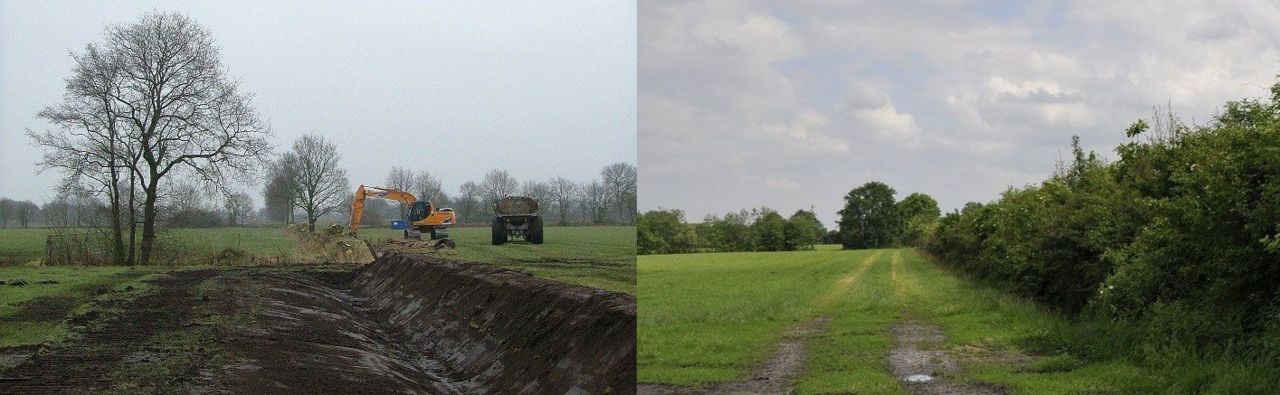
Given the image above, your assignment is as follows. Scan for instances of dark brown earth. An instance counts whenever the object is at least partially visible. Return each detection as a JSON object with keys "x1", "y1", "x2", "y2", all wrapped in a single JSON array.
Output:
[
  {"x1": 349, "y1": 253, "x2": 636, "y2": 394},
  {"x1": 0, "y1": 253, "x2": 636, "y2": 394},
  {"x1": 637, "y1": 317, "x2": 830, "y2": 395},
  {"x1": 0, "y1": 269, "x2": 219, "y2": 392}
]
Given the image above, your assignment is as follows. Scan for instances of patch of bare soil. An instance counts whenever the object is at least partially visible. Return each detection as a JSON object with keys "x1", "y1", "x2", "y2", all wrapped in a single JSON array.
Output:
[
  {"x1": 888, "y1": 320, "x2": 1005, "y2": 395},
  {"x1": 370, "y1": 239, "x2": 459, "y2": 260},
  {"x1": 4, "y1": 295, "x2": 80, "y2": 322},
  {"x1": 0, "y1": 269, "x2": 219, "y2": 392},
  {"x1": 638, "y1": 317, "x2": 830, "y2": 395}
]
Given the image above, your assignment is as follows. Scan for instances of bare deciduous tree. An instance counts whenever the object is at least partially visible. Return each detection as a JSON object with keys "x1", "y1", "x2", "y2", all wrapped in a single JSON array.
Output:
[
  {"x1": 456, "y1": 181, "x2": 482, "y2": 224},
  {"x1": 41, "y1": 200, "x2": 71, "y2": 228},
  {"x1": 29, "y1": 41, "x2": 133, "y2": 263},
  {"x1": 14, "y1": 201, "x2": 39, "y2": 228},
  {"x1": 33, "y1": 12, "x2": 273, "y2": 264},
  {"x1": 263, "y1": 157, "x2": 298, "y2": 224},
  {"x1": 287, "y1": 135, "x2": 349, "y2": 232},
  {"x1": 601, "y1": 162, "x2": 637, "y2": 223},
  {"x1": 385, "y1": 166, "x2": 416, "y2": 221},
  {"x1": 413, "y1": 170, "x2": 449, "y2": 208},
  {"x1": 0, "y1": 199, "x2": 11, "y2": 228},
  {"x1": 223, "y1": 192, "x2": 253, "y2": 226},
  {"x1": 578, "y1": 181, "x2": 610, "y2": 224},
  {"x1": 548, "y1": 176, "x2": 578, "y2": 225},
  {"x1": 521, "y1": 180, "x2": 552, "y2": 214},
  {"x1": 479, "y1": 169, "x2": 519, "y2": 206}
]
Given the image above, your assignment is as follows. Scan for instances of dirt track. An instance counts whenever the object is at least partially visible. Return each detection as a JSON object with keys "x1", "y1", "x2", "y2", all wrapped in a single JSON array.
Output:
[{"x1": 1, "y1": 253, "x2": 636, "y2": 394}]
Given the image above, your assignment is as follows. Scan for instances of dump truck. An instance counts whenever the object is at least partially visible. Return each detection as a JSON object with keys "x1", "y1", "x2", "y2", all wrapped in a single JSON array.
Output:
[{"x1": 491, "y1": 196, "x2": 543, "y2": 245}]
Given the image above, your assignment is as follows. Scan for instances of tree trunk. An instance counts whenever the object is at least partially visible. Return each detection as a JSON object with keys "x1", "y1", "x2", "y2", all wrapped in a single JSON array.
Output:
[
  {"x1": 139, "y1": 183, "x2": 158, "y2": 265},
  {"x1": 109, "y1": 170, "x2": 125, "y2": 266},
  {"x1": 127, "y1": 170, "x2": 137, "y2": 265}
]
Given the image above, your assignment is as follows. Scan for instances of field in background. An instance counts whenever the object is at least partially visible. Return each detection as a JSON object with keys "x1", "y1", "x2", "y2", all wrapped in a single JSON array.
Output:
[
  {"x1": 362, "y1": 226, "x2": 636, "y2": 293},
  {"x1": 0, "y1": 225, "x2": 635, "y2": 293},
  {"x1": 638, "y1": 247, "x2": 1158, "y2": 393}
]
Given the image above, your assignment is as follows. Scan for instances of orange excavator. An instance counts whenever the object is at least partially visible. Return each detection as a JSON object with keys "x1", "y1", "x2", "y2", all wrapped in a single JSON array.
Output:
[{"x1": 350, "y1": 185, "x2": 456, "y2": 241}]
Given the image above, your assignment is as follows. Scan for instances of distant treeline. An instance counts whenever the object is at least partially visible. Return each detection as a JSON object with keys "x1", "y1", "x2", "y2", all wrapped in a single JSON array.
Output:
[
  {"x1": 923, "y1": 85, "x2": 1280, "y2": 380},
  {"x1": 637, "y1": 186, "x2": 941, "y2": 255},
  {"x1": 637, "y1": 208, "x2": 825, "y2": 254}
]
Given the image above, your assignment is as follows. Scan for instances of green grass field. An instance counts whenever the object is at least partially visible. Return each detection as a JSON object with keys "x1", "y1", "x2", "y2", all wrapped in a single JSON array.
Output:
[
  {"x1": 638, "y1": 246, "x2": 1161, "y2": 393},
  {"x1": 0, "y1": 225, "x2": 635, "y2": 293}
]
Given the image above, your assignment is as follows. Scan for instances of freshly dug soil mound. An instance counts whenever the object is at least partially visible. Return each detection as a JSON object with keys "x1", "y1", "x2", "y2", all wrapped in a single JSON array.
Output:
[{"x1": 351, "y1": 252, "x2": 636, "y2": 394}]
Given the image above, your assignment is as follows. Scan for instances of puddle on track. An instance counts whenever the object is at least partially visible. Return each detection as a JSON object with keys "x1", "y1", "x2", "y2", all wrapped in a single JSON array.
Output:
[{"x1": 888, "y1": 320, "x2": 1004, "y2": 395}]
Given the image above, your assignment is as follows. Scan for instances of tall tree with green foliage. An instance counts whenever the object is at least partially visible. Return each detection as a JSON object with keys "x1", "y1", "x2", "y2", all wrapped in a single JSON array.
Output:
[
  {"x1": 837, "y1": 181, "x2": 900, "y2": 249},
  {"x1": 895, "y1": 192, "x2": 941, "y2": 246}
]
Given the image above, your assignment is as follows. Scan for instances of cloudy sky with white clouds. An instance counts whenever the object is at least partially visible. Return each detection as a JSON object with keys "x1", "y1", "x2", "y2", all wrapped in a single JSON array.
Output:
[
  {"x1": 639, "y1": 0, "x2": 1280, "y2": 226},
  {"x1": 1, "y1": 1, "x2": 634, "y2": 206}
]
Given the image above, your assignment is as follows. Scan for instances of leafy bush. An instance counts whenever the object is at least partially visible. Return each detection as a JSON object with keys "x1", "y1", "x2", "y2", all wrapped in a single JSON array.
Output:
[{"x1": 925, "y1": 81, "x2": 1280, "y2": 372}]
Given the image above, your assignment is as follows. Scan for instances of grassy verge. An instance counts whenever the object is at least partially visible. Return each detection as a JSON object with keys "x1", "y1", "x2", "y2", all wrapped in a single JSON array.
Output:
[
  {"x1": 892, "y1": 250, "x2": 1161, "y2": 393},
  {"x1": 0, "y1": 266, "x2": 158, "y2": 348}
]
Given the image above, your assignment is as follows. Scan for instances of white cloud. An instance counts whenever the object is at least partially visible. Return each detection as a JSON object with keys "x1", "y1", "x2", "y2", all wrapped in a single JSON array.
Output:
[{"x1": 641, "y1": 0, "x2": 1280, "y2": 226}]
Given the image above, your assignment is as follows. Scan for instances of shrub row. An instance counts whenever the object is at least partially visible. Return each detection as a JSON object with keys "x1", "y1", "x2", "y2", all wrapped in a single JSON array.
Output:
[{"x1": 924, "y1": 84, "x2": 1280, "y2": 364}]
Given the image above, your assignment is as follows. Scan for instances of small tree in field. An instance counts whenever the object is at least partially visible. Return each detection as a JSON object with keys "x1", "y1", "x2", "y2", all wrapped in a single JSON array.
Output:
[{"x1": 287, "y1": 135, "x2": 350, "y2": 232}]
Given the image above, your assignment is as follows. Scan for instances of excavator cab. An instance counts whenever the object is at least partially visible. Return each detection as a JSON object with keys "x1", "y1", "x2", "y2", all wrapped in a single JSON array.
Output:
[{"x1": 408, "y1": 201, "x2": 432, "y2": 222}]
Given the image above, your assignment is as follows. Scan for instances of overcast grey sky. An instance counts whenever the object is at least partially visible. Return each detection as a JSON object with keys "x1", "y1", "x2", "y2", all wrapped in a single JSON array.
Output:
[
  {"x1": 639, "y1": 0, "x2": 1280, "y2": 226},
  {"x1": 1, "y1": 1, "x2": 635, "y2": 206}
]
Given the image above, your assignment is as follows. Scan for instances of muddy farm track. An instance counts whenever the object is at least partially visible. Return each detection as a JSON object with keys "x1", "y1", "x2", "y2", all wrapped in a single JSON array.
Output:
[{"x1": 1, "y1": 253, "x2": 636, "y2": 394}]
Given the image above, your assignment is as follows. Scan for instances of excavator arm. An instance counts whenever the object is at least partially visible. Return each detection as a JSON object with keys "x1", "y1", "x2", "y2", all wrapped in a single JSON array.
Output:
[{"x1": 350, "y1": 185, "x2": 418, "y2": 235}]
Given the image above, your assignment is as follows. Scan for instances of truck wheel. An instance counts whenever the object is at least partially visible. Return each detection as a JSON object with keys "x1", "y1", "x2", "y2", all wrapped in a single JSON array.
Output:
[
  {"x1": 530, "y1": 216, "x2": 544, "y2": 244},
  {"x1": 491, "y1": 217, "x2": 507, "y2": 245}
]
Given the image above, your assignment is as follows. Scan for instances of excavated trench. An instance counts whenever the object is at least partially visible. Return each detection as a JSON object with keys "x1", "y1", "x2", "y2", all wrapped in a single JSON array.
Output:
[
  {"x1": 223, "y1": 252, "x2": 637, "y2": 394},
  {"x1": 0, "y1": 253, "x2": 636, "y2": 394}
]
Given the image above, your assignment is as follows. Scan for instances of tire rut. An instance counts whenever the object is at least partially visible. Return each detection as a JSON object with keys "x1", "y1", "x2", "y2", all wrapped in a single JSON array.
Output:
[
  {"x1": 887, "y1": 251, "x2": 1005, "y2": 395},
  {"x1": 638, "y1": 317, "x2": 830, "y2": 395}
]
